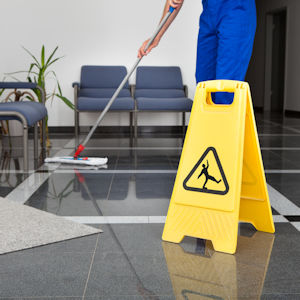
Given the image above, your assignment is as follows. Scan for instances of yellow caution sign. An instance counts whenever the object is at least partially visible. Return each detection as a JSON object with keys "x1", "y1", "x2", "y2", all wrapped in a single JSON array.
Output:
[{"x1": 162, "y1": 80, "x2": 275, "y2": 254}]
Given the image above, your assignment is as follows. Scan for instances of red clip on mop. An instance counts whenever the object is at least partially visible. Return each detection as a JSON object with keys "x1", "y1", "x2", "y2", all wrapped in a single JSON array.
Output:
[
  {"x1": 74, "y1": 144, "x2": 85, "y2": 159},
  {"x1": 45, "y1": 6, "x2": 176, "y2": 166}
]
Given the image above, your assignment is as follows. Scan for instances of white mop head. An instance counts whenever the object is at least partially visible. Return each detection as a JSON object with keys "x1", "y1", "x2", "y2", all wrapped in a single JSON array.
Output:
[{"x1": 45, "y1": 156, "x2": 108, "y2": 166}]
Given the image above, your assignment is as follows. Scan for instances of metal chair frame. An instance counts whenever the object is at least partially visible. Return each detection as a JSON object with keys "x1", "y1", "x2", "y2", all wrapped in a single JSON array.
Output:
[
  {"x1": 73, "y1": 83, "x2": 135, "y2": 141},
  {"x1": 132, "y1": 84, "x2": 190, "y2": 139},
  {"x1": 0, "y1": 85, "x2": 46, "y2": 172}
]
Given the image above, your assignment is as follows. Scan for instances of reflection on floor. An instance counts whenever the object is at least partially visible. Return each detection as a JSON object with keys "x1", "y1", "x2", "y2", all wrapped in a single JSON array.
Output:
[
  {"x1": 0, "y1": 112, "x2": 300, "y2": 299},
  {"x1": 163, "y1": 231, "x2": 274, "y2": 299}
]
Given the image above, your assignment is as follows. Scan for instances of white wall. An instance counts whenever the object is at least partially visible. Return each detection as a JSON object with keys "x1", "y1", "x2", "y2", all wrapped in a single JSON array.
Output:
[{"x1": 0, "y1": 0, "x2": 202, "y2": 126}]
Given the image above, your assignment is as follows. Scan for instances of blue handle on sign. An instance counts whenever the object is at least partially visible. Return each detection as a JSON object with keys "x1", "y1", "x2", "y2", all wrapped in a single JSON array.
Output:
[{"x1": 169, "y1": 6, "x2": 175, "y2": 13}]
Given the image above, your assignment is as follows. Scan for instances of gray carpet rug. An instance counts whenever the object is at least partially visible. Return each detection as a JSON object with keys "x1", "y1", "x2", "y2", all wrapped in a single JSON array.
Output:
[{"x1": 0, "y1": 197, "x2": 101, "y2": 255}]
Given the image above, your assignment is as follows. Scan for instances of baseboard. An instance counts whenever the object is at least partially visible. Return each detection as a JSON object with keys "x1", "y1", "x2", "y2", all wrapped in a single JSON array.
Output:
[
  {"x1": 285, "y1": 110, "x2": 300, "y2": 118},
  {"x1": 47, "y1": 126, "x2": 186, "y2": 135}
]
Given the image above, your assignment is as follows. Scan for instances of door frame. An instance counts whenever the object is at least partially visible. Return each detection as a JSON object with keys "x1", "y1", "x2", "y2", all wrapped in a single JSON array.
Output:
[{"x1": 264, "y1": 7, "x2": 289, "y2": 113}]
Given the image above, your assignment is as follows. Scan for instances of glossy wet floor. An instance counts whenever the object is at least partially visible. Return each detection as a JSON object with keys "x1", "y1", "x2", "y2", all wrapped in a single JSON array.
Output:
[{"x1": 0, "y1": 112, "x2": 300, "y2": 299}]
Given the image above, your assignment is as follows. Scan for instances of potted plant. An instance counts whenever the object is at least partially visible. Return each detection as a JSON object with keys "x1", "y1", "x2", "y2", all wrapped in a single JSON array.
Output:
[{"x1": 4, "y1": 45, "x2": 74, "y2": 147}]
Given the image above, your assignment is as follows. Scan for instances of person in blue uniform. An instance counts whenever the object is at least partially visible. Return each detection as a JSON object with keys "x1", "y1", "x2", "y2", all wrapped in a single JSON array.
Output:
[{"x1": 138, "y1": 0, "x2": 257, "y2": 104}]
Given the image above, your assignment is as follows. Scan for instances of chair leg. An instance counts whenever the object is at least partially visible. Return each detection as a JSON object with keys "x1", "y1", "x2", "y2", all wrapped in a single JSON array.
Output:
[
  {"x1": 182, "y1": 112, "x2": 186, "y2": 137},
  {"x1": 23, "y1": 125, "x2": 28, "y2": 173},
  {"x1": 134, "y1": 111, "x2": 138, "y2": 140},
  {"x1": 130, "y1": 112, "x2": 133, "y2": 136},
  {"x1": 34, "y1": 123, "x2": 38, "y2": 161},
  {"x1": 42, "y1": 118, "x2": 46, "y2": 159},
  {"x1": 75, "y1": 110, "x2": 79, "y2": 144},
  {"x1": 129, "y1": 112, "x2": 133, "y2": 147}
]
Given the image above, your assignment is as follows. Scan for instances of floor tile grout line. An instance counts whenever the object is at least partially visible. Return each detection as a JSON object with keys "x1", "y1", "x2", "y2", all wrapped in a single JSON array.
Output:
[
  {"x1": 268, "y1": 148, "x2": 299, "y2": 167},
  {"x1": 263, "y1": 119, "x2": 300, "y2": 134},
  {"x1": 259, "y1": 133, "x2": 300, "y2": 136},
  {"x1": 4, "y1": 296, "x2": 83, "y2": 299},
  {"x1": 60, "y1": 146, "x2": 300, "y2": 151},
  {"x1": 265, "y1": 170, "x2": 300, "y2": 173},
  {"x1": 63, "y1": 146, "x2": 184, "y2": 150},
  {"x1": 82, "y1": 233, "x2": 100, "y2": 300},
  {"x1": 5, "y1": 167, "x2": 300, "y2": 174},
  {"x1": 261, "y1": 147, "x2": 300, "y2": 150},
  {"x1": 105, "y1": 151, "x2": 121, "y2": 202},
  {"x1": 4, "y1": 138, "x2": 75, "y2": 205},
  {"x1": 52, "y1": 169, "x2": 300, "y2": 174},
  {"x1": 63, "y1": 214, "x2": 299, "y2": 223},
  {"x1": 53, "y1": 169, "x2": 178, "y2": 174}
]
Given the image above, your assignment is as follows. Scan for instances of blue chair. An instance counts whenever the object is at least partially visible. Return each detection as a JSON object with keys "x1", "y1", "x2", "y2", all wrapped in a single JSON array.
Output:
[
  {"x1": 73, "y1": 66, "x2": 135, "y2": 140},
  {"x1": 134, "y1": 66, "x2": 193, "y2": 137},
  {"x1": 0, "y1": 82, "x2": 47, "y2": 172}
]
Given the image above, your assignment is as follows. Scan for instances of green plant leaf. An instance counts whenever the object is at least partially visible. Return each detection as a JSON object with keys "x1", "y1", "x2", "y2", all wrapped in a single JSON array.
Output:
[
  {"x1": 47, "y1": 70, "x2": 62, "y2": 96},
  {"x1": 5, "y1": 70, "x2": 40, "y2": 76},
  {"x1": 7, "y1": 75, "x2": 21, "y2": 82},
  {"x1": 25, "y1": 95, "x2": 35, "y2": 101},
  {"x1": 57, "y1": 80, "x2": 62, "y2": 96},
  {"x1": 41, "y1": 45, "x2": 45, "y2": 67},
  {"x1": 28, "y1": 63, "x2": 35, "y2": 74},
  {"x1": 55, "y1": 94, "x2": 75, "y2": 110},
  {"x1": 47, "y1": 56, "x2": 64, "y2": 68},
  {"x1": 22, "y1": 46, "x2": 41, "y2": 68},
  {"x1": 45, "y1": 46, "x2": 58, "y2": 67},
  {"x1": 46, "y1": 70, "x2": 58, "y2": 79}
]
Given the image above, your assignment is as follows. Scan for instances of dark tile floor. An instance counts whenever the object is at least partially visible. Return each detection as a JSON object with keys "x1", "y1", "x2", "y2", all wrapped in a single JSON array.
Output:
[{"x1": 0, "y1": 112, "x2": 300, "y2": 299}]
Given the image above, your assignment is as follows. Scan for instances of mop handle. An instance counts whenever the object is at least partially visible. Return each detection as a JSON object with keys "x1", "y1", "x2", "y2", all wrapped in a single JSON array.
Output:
[{"x1": 79, "y1": 7, "x2": 175, "y2": 149}]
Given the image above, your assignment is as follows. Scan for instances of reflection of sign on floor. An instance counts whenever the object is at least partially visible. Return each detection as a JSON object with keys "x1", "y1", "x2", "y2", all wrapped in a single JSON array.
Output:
[
  {"x1": 162, "y1": 232, "x2": 275, "y2": 300},
  {"x1": 183, "y1": 147, "x2": 229, "y2": 195}
]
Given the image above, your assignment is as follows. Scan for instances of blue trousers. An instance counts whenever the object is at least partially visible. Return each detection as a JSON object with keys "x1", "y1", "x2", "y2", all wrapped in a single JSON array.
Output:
[{"x1": 196, "y1": 0, "x2": 257, "y2": 104}]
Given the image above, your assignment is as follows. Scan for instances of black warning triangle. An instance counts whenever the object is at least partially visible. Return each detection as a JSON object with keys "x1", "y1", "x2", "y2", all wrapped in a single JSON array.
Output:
[{"x1": 183, "y1": 147, "x2": 229, "y2": 195}]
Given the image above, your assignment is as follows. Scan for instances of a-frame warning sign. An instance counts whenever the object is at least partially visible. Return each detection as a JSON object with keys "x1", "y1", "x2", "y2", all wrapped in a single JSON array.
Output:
[
  {"x1": 162, "y1": 80, "x2": 275, "y2": 254},
  {"x1": 183, "y1": 147, "x2": 229, "y2": 195}
]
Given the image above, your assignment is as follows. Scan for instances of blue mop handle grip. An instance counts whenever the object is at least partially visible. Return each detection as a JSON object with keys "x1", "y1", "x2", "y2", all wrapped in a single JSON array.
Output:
[{"x1": 169, "y1": 6, "x2": 175, "y2": 13}]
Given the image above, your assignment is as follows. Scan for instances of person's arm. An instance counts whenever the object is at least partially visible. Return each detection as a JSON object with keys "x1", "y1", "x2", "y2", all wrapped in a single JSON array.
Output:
[
  {"x1": 138, "y1": 0, "x2": 184, "y2": 58},
  {"x1": 198, "y1": 170, "x2": 204, "y2": 179}
]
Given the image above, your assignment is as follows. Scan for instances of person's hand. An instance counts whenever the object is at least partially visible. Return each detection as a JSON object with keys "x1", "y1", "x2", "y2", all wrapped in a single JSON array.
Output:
[
  {"x1": 168, "y1": 0, "x2": 184, "y2": 10},
  {"x1": 138, "y1": 37, "x2": 160, "y2": 58},
  {"x1": 137, "y1": 0, "x2": 184, "y2": 58}
]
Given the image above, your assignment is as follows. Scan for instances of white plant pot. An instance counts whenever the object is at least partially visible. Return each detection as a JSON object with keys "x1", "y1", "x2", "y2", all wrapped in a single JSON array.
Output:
[{"x1": 3, "y1": 120, "x2": 24, "y2": 137}]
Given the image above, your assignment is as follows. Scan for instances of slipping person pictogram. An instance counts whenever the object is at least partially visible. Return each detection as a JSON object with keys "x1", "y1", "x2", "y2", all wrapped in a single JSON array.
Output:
[
  {"x1": 183, "y1": 147, "x2": 229, "y2": 195},
  {"x1": 198, "y1": 160, "x2": 221, "y2": 189}
]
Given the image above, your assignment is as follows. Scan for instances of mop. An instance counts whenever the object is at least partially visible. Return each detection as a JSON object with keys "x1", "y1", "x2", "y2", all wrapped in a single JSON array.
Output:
[{"x1": 45, "y1": 7, "x2": 176, "y2": 166}]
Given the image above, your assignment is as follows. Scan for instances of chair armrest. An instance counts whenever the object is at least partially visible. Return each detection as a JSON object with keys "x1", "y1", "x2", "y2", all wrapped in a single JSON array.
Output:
[
  {"x1": 184, "y1": 85, "x2": 188, "y2": 98},
  {"x1": 0, "y1": 82, "x2": 37, "y2": 89},
  {"x1": 0, "y1": 82, "x2": 45, "y2": 104},
  {"x1": 72, "y1": 82, "x2": 80, "y2": 88}
]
